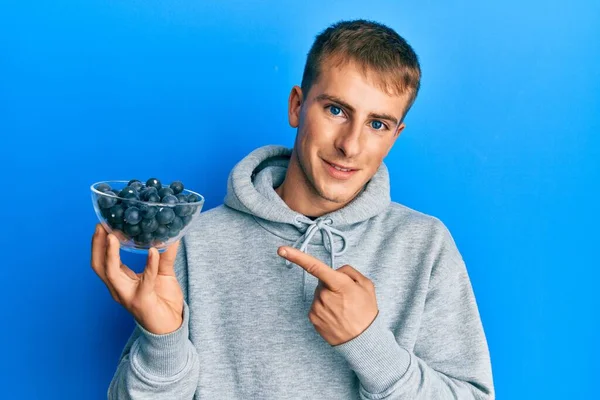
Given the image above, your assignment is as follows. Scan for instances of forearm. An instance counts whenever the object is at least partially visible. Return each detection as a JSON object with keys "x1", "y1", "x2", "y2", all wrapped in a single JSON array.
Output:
[
  {"x1": 107, "y1": 302, "x2": 200, "y2": 399},
  {"x1": 334, "y1": 314, "x2": 494, "y2": 400}
]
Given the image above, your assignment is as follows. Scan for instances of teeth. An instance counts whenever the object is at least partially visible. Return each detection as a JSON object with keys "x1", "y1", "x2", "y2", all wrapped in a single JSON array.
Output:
[{"x1": 332, "y1": 164, "x2": 351, "y2": 172}]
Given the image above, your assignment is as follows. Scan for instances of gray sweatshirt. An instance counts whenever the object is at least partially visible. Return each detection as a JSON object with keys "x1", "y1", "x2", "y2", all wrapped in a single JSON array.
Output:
[{"x1": 107, "y1": 145, "x2": 494, "y2": 399}]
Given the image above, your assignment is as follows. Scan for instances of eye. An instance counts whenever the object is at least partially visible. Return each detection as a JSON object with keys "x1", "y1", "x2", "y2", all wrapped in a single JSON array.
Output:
[
  {"x1": 327, "y1": 105, "x2": 343, "y2": 116},
  {"x1": 370, "y1": 120, "x2": 387, "y2": 131}
]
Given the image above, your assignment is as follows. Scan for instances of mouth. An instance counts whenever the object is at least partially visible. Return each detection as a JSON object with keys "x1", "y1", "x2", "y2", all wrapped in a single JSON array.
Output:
[{"x1": 322, "y1": 159, "x2": 359, "y2": 180}]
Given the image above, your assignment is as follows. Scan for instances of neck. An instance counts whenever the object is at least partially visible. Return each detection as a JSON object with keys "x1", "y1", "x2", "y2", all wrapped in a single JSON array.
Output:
[{"x1": 275, "y1": 149, "x2": 349, "y2": 218}]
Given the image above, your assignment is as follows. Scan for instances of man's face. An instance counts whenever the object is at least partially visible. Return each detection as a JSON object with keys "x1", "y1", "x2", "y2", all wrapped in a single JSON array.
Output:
[{"x1": 288, "y1": 59, "x2": 408, "y2": 206}]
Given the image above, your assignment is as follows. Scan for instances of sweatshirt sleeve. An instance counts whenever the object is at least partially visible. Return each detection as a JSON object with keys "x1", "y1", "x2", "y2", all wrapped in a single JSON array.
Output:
[
  {"x1": 107, "y1": 238, "x2": 200, "y2": 399},
  {"x1": 333, "y1": 225, "x2": 494, "y2": 399}
]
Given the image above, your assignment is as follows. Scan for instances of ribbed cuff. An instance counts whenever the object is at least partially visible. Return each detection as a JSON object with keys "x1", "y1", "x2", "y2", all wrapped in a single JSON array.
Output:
[
  {"x1": 130, "y1": 302, "x2": 191, "y2": 378},
  {"x1": 333, "y1": 313, "x2": 411, "y2": 394}
]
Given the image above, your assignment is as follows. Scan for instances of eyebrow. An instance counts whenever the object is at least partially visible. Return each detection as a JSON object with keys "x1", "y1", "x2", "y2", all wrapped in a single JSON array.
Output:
[{"x1": 315, "y1": 93, "x2": 400, "y2": 127}]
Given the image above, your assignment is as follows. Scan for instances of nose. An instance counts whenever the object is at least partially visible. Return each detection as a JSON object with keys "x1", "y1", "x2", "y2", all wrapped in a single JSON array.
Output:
[{"x1": 334, "y1": 121, "x2": 362, "y2": 159}]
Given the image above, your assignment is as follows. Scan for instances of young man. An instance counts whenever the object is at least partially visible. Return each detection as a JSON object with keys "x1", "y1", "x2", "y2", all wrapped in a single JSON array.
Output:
[{"x1": 92, "y1": 19, "x2": 494, "y2": 399}]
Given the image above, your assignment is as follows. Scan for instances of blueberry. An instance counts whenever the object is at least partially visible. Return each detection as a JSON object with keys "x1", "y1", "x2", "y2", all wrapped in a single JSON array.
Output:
[
  {"x1": 168, "y1": 216, "x2": 183, "y2": 231},
  {"x1": 140, "y1": 187, "x2": 158, "y2": 201},
  {"x1": 146, "y1": 193, "x2": 160, "y2": 203},
  {"x1": 161, "y1": 194, "x2": 178, "y2": 205},
  {"x1": 175, "y1": 195, "x2": 189, "y2": 216},
  {"x1": 153, "y1": 224, "x2": 169, "y2": 241},
  {"x1": 107, "y1": 204, "x2": 125, "y2": 225},
  {"x1": 139, "y1": 190, "x2": 149, "y2": 201},
  {"x1": 140, "y1": 217, "x2": 159, "y2": 233},
  {"x1": 158, "y1": 187, "x2": 174, "y2": 198},
  {"x1": 153, "y1": 235, "x2": 169, "y2": 244},
  {"x1": 98, "y1": 195, "x2": 117, "y2": 209},
  {"x1": 128, "y1": 179, "x2": 142, "y2": 186},
  {"x1": 130, "y1": 181, "x2": 144, "y2": 192},
  {"x1": 170, "y1": 181, "x2": 184, "y2": 195},
  {"x1": 168, "y1": 226, "x2": 181, "y2": 238},
  {"x1": 181, "y1": 215, "x2": 192, "y2": 226},
  {"x1": 154, "y1": 225, "x2": 168, "y2": 238},
  {"x1": 146, "y1": 178, "x2": 162, "y2": 191},
  {"x1": 111, "y1": 223, "x2": 124, "y2": 231},
  {"x1": 156, "y1": 207, "x2": 175, "y2": 225},
  {"x1": 100, "y1": 207, "x2": 111, "y2": 219},
  {"x1": 134, "y1": 232, "x2": 154, "y2": 246},
  {"x1": 187, "y1": 193, "x2": 199, "y2": 203},
  {"x1": 139, "y1": 204, "x2": 158, "y2": 219},
  {"x1": 174, "y1": 204, "x2": 187, "y2": 217},
  {"x1": 119, "y1": 186, "x2": 138, "y2": 198},
  {"x1": 121, "y1": 192, "x2": 139, "y2": 208},
  {"x1": 124, "y1": 207, "x2": 141, "y2": 225},
  {"x1": 96, "y1": 183, "x2": 112, "y2": 193},
  {"x1": 124, "y1": 223, "x2": 142, "y2": 237},
  {"x1": 105, "y1": 191, "x2": 121, "y2": 206}
]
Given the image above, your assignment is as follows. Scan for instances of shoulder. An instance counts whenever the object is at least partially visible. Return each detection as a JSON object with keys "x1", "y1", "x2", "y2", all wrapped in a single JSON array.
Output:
[
  {"x1": 182, "y1": 204, "x2": 253, "y2": 244},
  {"x1": 381, "y1": 201, "x2": 450, "y2": 237},
  {"x1": 378, "y1": 201, "x2": 463, "y2": 265},
  {"x1": 191, "y1": 204, "x2": 243, "y2": 225}
]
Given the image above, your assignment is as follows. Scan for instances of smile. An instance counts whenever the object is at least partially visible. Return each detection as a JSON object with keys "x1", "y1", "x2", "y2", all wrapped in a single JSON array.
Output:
[{"x1": 322, "y1": 159, "x2": 359, "y2": 180}]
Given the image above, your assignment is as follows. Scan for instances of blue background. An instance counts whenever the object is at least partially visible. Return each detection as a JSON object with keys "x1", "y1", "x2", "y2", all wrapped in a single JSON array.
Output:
[{"x1": 1, "y1": 1, "x2": 598, "y2": 398}]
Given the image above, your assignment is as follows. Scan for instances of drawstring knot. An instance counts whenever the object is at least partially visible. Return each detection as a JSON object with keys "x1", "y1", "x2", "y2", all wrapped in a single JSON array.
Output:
[
  {"x1": 286, "y1": 216, "x2": 348, "y2": 301},
  {"x1": 285, "y1": 216, "x2": 348, "y2": 269}
]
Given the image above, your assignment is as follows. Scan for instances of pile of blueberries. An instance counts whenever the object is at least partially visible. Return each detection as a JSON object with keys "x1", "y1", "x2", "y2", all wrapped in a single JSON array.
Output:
[{"x1": 95, "y1": 178, "x2": 201, "y2": 247}]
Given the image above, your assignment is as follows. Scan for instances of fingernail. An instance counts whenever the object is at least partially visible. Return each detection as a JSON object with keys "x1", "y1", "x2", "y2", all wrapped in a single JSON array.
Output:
[
  {"x1": 278, "y1": 248, "x2": 287, "y2": 257},
  {"x1": 95, "y1": 225, "x2": 100, "y2": 234}
]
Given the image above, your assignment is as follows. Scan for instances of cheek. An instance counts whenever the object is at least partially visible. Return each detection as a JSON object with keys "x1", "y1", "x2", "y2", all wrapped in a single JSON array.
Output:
[
  {"x1": 364, "y1": 139, "x2": 390, "y2": 164},
  {"x1": 297, "y1": 120, "x2": 329, "y2": 167},
  {"x1": 296, "y1": 128, "x2": 314, "y2": 166},
  {"x1": 303, "y1": 109, "x2": 338, "y2": 143}
]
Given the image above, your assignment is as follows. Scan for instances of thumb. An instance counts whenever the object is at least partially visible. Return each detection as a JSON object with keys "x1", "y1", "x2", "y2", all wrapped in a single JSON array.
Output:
[
  {"x1": 336, "y1": 264, "x2": 366, "y2": 285},
  {"x1": 140, "y1": 247, "x2": 160, "y2": 294}
]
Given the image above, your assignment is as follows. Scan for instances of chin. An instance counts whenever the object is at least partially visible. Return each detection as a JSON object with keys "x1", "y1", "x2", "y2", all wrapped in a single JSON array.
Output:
[{"x1": 315, "y1": 181, "x2": 358, "y2": 204}]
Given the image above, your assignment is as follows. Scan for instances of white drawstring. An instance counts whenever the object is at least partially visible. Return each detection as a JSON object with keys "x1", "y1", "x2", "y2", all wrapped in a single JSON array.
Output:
[{"x1": 286, "y1": 217, "x2": 348, "y2": 301}]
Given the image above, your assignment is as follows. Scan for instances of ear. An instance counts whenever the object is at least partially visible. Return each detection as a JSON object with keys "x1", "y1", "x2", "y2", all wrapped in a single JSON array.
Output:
[
  {"x1": 395, "y1": 121, "x2": 406, "y2": 138},
  {"x1": 384, "y1": 122, "x2": 405, "y2": 157},
  {"x1": 288, "y1": 86, "x2": 303, "y2": 128}
]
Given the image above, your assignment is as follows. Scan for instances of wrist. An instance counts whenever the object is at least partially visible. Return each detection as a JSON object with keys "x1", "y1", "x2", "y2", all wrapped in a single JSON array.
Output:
[
  {"x1": 134, "y1": 304, "x2": 184, "y2": 335},
  {"x1": 130, "y1": 302, "x2": 192, "y2": 377},
  {"x1": 333, "y1": 312, "x2": 411, "y2": 394}
]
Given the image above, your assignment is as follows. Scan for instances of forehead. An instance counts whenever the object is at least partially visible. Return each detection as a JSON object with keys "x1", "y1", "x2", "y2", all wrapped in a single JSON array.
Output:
[{"x1": 310, "y1": 59, "x2": 408, "y2": 115}]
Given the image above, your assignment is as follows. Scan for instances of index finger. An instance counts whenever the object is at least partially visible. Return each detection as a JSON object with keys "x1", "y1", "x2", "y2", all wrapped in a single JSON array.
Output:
[
  {"x1": 157, "y1": 240, "x2": 180, "y2": 276},
  {"x1": 277, "y1": 246, "x2": 349, "y2": 292}
]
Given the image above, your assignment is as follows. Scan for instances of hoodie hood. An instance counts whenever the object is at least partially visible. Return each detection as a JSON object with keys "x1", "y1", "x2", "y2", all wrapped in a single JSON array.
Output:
[{"x1": 224, "y1": 145, "x2": 391, "y2": 279}]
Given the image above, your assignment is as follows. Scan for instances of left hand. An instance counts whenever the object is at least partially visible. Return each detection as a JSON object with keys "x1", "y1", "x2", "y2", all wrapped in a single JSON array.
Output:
[{"x1": 278, "y1": 246, "x2": 379, "y2": 346}]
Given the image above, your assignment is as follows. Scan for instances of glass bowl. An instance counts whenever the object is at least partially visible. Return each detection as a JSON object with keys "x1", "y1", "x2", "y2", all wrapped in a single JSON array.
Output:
[{"x1": 91, "y1": 180, "x2": 204, "y2": 254}]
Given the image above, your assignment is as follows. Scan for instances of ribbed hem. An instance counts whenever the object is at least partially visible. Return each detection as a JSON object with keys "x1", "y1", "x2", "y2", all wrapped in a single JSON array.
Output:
[
  {"x1": 333, "y1": 313, "x2": 411, "y2": 394},
  {"x1": 130, "y1": 302, "x2": 191, "y2": 378}
]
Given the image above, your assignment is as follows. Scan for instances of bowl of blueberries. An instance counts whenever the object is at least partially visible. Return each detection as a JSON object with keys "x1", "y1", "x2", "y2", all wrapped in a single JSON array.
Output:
[{"x1": 91, "y1": 178, "x2": 204, "y2": 254}]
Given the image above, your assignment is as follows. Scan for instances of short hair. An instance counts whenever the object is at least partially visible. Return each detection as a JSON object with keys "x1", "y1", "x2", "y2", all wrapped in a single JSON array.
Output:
[{"x1": 301, "y1": 19, "x2": 422, "y2": 123}]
